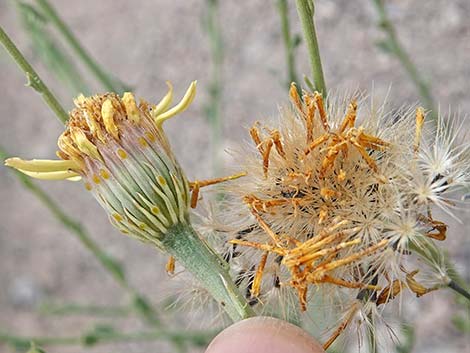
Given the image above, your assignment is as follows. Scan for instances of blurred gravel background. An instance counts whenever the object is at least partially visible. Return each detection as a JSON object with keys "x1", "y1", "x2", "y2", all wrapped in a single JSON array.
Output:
[{"x1": 0, "y1": 1, "x2": 469, "y2": 352}]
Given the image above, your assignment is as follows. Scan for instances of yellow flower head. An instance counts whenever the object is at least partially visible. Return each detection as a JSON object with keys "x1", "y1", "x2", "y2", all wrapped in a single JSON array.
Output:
[{"x1": 5, "y1": 81, "x2": 197, "y2": 247}]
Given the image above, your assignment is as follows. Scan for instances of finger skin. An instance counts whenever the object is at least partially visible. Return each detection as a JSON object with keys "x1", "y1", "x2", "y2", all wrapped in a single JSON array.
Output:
[{"x1": 205, "y1": 317, "x2": 326, "y2": 353}]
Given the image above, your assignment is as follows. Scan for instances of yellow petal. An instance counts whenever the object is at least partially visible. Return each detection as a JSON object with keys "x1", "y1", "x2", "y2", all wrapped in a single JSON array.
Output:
[
  {"x1": 122, "y1": 92, "x2": 141, "y2": 123},
  {"x1": 70, "y1": 127, "x2": 102, "y2": 161},
  {"x1": 101, "y1": 99, "x2": 120, "y2": 139},
  {"x1": 152, "y1": 81, "x2": 174, "y2": 118},
  {"x1": 5, "y1": 158, "x2": 79, "y2": 172},
  {"x1": 154, "y1": 81, "x2": 196, "y2": 126},
  {"x1": 16, "y1": 169, "x2": 81, "y2": 181}
]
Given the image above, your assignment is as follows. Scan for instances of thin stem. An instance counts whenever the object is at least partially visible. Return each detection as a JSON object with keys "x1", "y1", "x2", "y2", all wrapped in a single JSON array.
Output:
[
  {"x1": 277, "y1": 0, "x2": 300, "y2": 90},
  {"x1": 35, "y1": 0, "x2": 128, "y2": 93},
  {"x1": 0, "y1": 24, "x2": 68, "y2": 123},
  {"x1": 372, "y1": 0, "x2": 437, "y2": 121},
  {"x1": 294, "y1": 0, "x2": 327, "y2": 96},
  {"x1": 39, "y1": 302, "x2": 132, "y2": 317},
  {"x1": 0, "y1": 328, "x2": 216, "y2": 349},
  {"x1": 448, "y1": 280, "x2": 470, "y2": 301},
  {"x1": 16, "y1": 1, "x2": 91, "y2": 96},
  {"x1": 367, "y1": 312, "x2": 378, "y2": 353},
  {"x1": 163, "y1": 223, "x2": 256, "y2": 321},
  {"x1": 203, "y1": 0, "x2": 224, "y2": 174},
  {"x1": 0, "y1": 146, "x2": 160, "y2": 326}
]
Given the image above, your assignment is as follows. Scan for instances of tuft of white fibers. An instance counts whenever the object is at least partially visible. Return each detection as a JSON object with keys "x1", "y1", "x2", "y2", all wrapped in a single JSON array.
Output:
[{"x1": 211, "y1": 85, "x2": 469, "y2": 348}]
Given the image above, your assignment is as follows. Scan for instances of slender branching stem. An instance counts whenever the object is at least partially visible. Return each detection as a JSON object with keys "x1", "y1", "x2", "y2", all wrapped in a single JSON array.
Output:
[
  {"x1": 36, "y1": 0, "x2": 127, "y2": 93},
  {"x1": 372, "y1": 0, "x2": 437, "y2": 121},
  {"x1": 277, "y1": 0, "x2": 300, "y2": 91},
  {"x1": 0, "y1": 146, "x2": 160, "y2": 325},
  {"x1": 0, "y1": 327, "x2": 216, "y2": 349},
  {"x1": 294, "y1": 0, "x2": 327, "y2": 96},
  {"x1": 203, "y1": 0, "x2": 224, "y2": 173},
  {"x1": 0, "y1": 24, "x2": 68, "y2": 123},
  {"x1": 39, "y1": 302, "x2": 133, "y2": 317}
]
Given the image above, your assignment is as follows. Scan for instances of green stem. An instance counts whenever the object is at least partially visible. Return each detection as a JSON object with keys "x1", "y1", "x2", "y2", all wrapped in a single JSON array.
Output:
[
  {"x1": 0, "y1": 146, "x2": 160, "y2": 326},
  {"x1": 0, "y1": 24, "x2": 68, "y2": 123},
  {"x1": 203, "y1": 0, "x2": 224, "y2": 174},
  {"x1": 39, "y1": 302, "x2": 132, "y2": 317},
  {"x1": 367, "y1": 312, "x2": 378, "y2": 353},
  {"x1": 35, "y1": 0, "x2": 127, "y2": 93},
  {"x1": 372, "y1": 0, "x2": 437, "y2": 121},
  {"x1": 277, "y1": 0, "x2": 300, "y2": 90},
  {"x1": 294, "y1": 0, "x2": 326, "y2": 96},
  {"x1": 163, "y1": 223, "x2": 256, "y2": 322},
  {"x1": 0, "y1": 328, "x2": 215, "y2": 349}
]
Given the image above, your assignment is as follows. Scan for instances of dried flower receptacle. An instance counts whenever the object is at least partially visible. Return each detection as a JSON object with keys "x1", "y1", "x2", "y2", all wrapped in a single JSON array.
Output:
[{"x1": 219, "y1": 83, "x2": 470, "y2": 347}]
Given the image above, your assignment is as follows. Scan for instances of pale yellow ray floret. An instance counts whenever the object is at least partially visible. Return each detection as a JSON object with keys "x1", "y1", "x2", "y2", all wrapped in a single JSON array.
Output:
[
  {"x1": 4, "y1": 157, "x2": 81, "y2": 180},
  {"x1": 154, "y1": 80, "x2": 197, "y2": 126},
  {"x1": 152, "y1": 81, "x2": 174, "y2": 117}
]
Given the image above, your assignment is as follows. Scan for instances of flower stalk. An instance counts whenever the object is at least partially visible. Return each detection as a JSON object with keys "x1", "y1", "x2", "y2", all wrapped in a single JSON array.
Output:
[
  {"x1": 0, "y1": 24, "x2": 68, "y2": 123},
  {"x1": 35, "y1": 0, "x2": 128, "y2": 93},
  {"x1": 163, "y1": 223, "x2": 256, "y2": 321},
  {"x1": 294, "y1": 0, "x2": 326, "y2": 96}
]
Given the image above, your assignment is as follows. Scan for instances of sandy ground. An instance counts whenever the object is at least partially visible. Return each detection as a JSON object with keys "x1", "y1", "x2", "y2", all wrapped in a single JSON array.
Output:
[{"x1": 0, "y1": 1, "x2": 469, "y2": 352}]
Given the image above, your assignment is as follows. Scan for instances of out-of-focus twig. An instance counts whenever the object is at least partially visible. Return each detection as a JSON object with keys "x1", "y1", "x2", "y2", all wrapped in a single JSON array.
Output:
[
  {"x1": 0, "y1": 24, "x2": 68, "y2": 123},
  {"x1": 39, "y1": 302, "x2": 133, "y2": 318},
  {"x1": 277, "y1": 0, "x2": 301, "y2": 92},
  {"x1": 0, "y1": 326, "x2": 216, "y2": 351},
  {"x1": 35, "y1": 0, "x2": 129, "y2": 93},
  {"x1": 202, "y1": 0, "x2": 224, "y2": 173},
  {"x1": 15, "y1": 1, "x2": 90, "y2": 95},
  {"x1": 372, "y1": 0, "x2": 437, "y2": 121},
  {"x1": 294, "y1": 0, "x2": 327, "y2": 96},
  {"x1": 0, "y1": 146, "x2": 160, "y2": 326}
]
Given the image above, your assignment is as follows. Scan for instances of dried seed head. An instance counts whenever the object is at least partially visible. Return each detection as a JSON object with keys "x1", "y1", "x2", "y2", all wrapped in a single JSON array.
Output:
[{"x1": 217, "y1": 86, "x2": 469, "y2": 346}]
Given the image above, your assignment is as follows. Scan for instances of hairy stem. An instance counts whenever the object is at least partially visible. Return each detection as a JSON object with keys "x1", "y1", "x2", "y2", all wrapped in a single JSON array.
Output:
[
  {"x1": 372, "y1": 0, "x2": 437, "y2": 121},
  {"x1": 277, "y1": 0, "x2": 300, "y2": 91},
  {"x1": 0, "y1": 24, "x2": 68, "y2": 123},
  {"x1": 36, "y1": 0, "x2": 128, "y2": 93},
  {"x1": 163, "y1": 223, "x2": 256, "y2": 321},
  {"x1": 294, "y1": 0, "x2": 326, "y2": 96}
]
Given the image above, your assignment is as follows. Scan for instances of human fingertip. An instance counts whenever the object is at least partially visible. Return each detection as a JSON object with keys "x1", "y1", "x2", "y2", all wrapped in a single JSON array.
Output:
[{"x1": 205, "y1": 316, "x2": 326, "y2": 353}]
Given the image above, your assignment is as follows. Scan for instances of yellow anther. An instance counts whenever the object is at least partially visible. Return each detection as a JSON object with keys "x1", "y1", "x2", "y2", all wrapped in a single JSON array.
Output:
[
  {"x1": 84, "y1": 182, "x2": 92, "y2": 191},
  {"x1": 154, "y1": 81, "x2": 197, "y2": 126},
  {"x1": 70, "y1": 127, "x2": 102, "y2": 161},
  {"x1": 122, "y1": 92, "x2": 141, "y2": 123},
  {"x1": 92, "y1": 174, "x2": 101, "y2": 184},
  {"x1": 151, "y1": 206, "x2": 160, "y2": 215},
  {"x1": 117, "y1": 148, "x2": 128, "y2": 159},
  {"x1": 101, "y1": 99, "x2": 120, "y2": 139},
  {"x1": 414, "y1": 107, "x2": 426, "y2": 152},
  {"x1": 152, "y1": 81, "x2": 174, "y2": 118},
  {"x1": 166, "y1": 256, "x2": 176, "y2": 275},
  {"x1": 4, "y1": 158, "x2": 78, "y2": 173}
]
